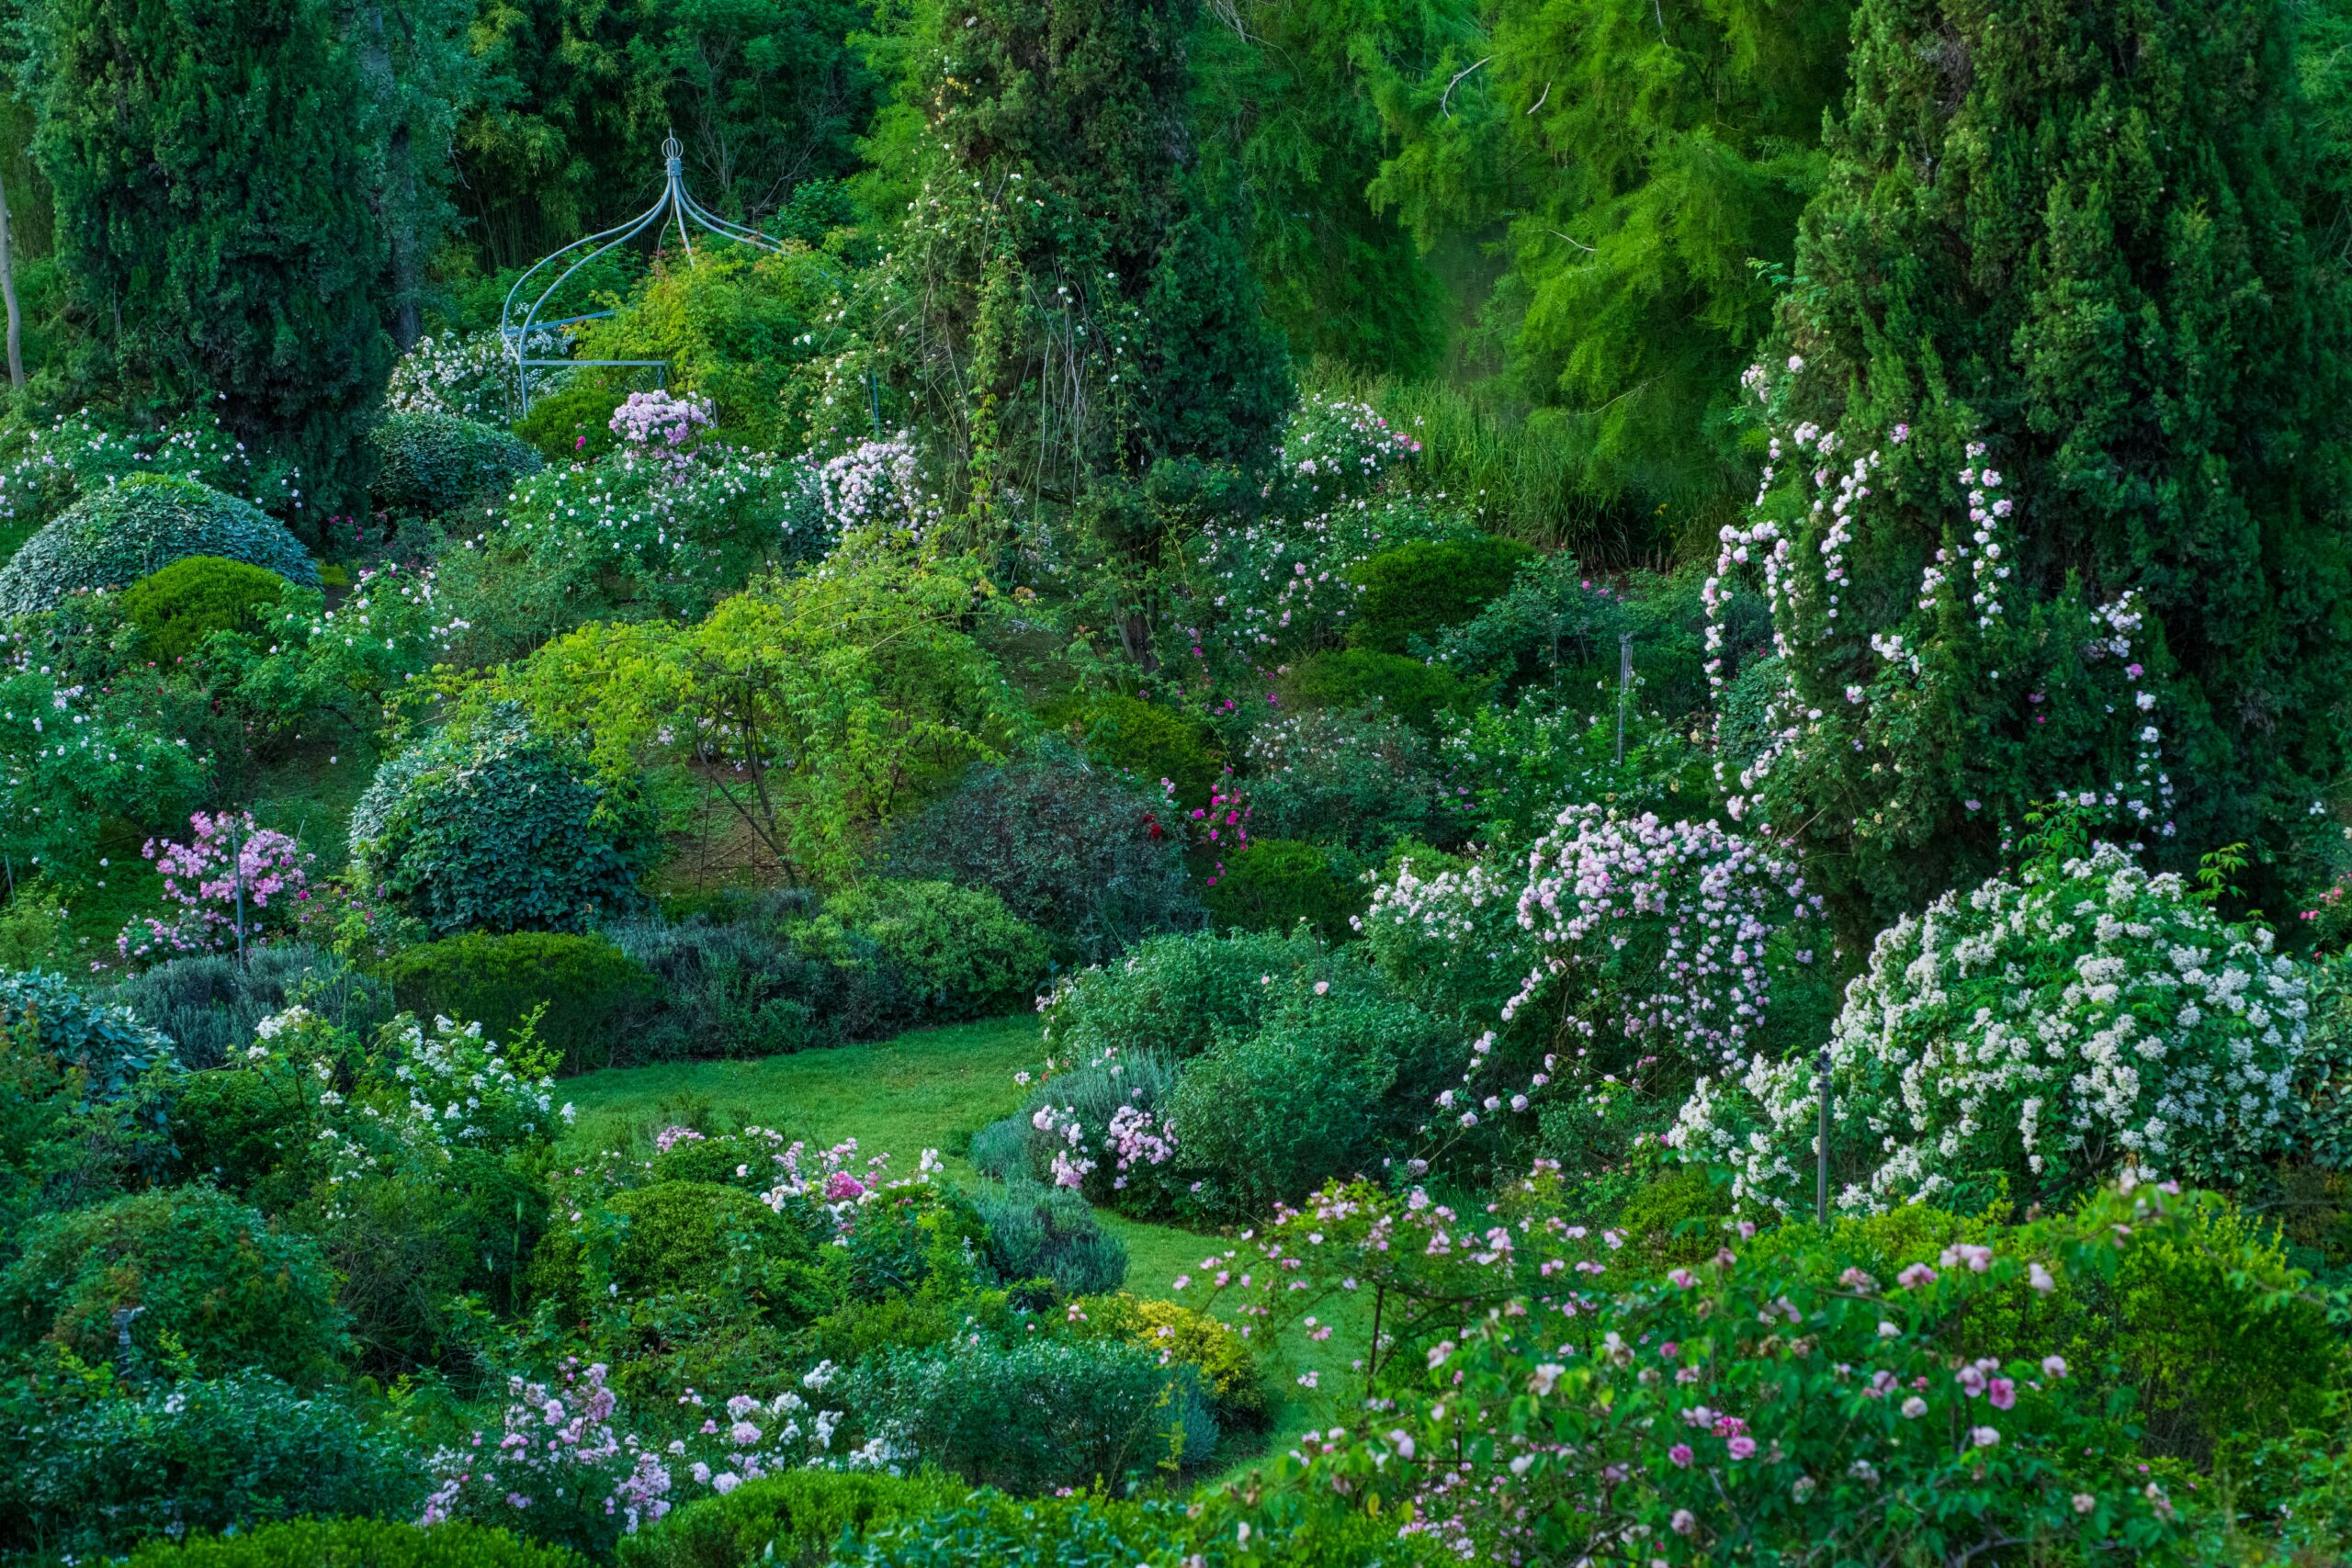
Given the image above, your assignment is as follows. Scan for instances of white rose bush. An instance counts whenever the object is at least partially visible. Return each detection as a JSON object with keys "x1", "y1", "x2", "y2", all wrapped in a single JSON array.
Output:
[{"x1": 1673, "y1": 842, "x2": 2309, "y2": 1213}]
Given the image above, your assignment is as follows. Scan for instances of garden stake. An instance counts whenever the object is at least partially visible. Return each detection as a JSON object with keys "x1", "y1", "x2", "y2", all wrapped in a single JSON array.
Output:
[{"x1": 1816, "y1": 1044, "x2": 1830, "y2": 1224}]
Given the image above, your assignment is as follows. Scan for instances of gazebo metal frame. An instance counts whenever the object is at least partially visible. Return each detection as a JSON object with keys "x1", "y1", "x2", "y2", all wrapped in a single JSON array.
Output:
[{"x1": 500, "y1": 134, "x2": 785, "y2": 414}]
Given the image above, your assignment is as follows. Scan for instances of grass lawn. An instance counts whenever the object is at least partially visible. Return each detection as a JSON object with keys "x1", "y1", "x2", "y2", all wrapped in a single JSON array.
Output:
[{"x1": 557, "y1": 1011, "x2": 1374, "y2": 1482}]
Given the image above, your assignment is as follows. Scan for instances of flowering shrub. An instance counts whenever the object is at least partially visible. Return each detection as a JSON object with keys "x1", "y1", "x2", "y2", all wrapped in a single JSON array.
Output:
[
  {"x1": 117, "y1": 810, "x2": 312, "y2": 961},
  {"x1": 0, "y1": 407, "x2": 305, "y2": 536},
  {"x1": 1435, "y1": 694, "x2": 1713, "y2": 839},
  {"x1": 609, "y1": 389, "x2": 716, "y2": 470},
  {"x1": 816, "y1": 434, "x2": 940, "y2": 541},
  {"x1": 220, "y1": 560, "x2": 466, "y2": 734},
  {"x1": 1275, "y1": 393, "x2": 1424, "y2": 504},
  {"x1": 1359, "y1": 806, "x2": 1826, "y2": 1150},
  {"x1": 1241, "y1": 708, "x2": 1469, "y2": 863},
  {"x1": 1197, "y1": 1179, "x2": 2267, "y2": 1563},
  {"x1": 1672, "y1": 841, "x2": 2310, "y2": 1213},
  {"x1": 418, "y1": 1358, "x2": 856, "y2": 1554},
  {"x1": 385, "y1": 330, "x2": 551, "y2": 424},
  {"x1": 0, "y1": 474, "x2": 319, "y2": 617}
]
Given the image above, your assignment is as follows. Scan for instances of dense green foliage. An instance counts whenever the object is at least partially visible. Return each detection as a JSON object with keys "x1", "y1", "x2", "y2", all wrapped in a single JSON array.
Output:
[
  {"x1": 0, "y1": 476, "x2": 316, "y2": 616},
  {"x1": 370, "y1": 411, "x2": 545, "y2": 518},
  {"x1": 121, "y1": 555, "x2": 288, "y2": 664}
]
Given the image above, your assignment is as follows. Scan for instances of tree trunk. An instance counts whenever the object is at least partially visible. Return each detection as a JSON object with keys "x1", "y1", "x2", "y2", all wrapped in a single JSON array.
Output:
[{"x1": 0, "y1": 170, "x2": 24, "y2": 387}]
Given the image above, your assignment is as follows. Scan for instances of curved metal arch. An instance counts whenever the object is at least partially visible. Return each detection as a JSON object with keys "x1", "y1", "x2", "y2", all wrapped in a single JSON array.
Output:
[{"x1": 500, "y1": 134, "x2": 786, "y2": 414}]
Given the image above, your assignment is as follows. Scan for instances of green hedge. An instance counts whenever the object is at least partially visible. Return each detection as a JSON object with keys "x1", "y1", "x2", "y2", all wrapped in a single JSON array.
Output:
[
  {"x1": 379, "y1": 930, "x2": 654, "y2": 1074},
  {"x1": 124, "y1": 1517, "x2": 587, "y2": 1568}
]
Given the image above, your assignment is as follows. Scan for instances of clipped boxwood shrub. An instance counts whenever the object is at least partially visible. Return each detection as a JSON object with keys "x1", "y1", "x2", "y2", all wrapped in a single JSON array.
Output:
[
  {"x1": 349, "y1": 703, "x2": 652, "y2": 935},
  {"x1": 370, "y1": 410, "x2": 545, "y2": 518},
  {"x1": 1347, "y1": 534, "x2": 1534, "y2": 654},
  {"x1": 614, "y1": 1470, "x2": 967, "y2": 1568},
  {"x1": 514, "y1": 378, "x2": 625, "y2": 462},
  {"x1": 124, "y1": 1518, "x2": 585, "y2": 1568},
  {"x1": 1277, "y1": 648, "x2": 1470, "y2": 728},
  {"x1": 1200, "y1": 838, "x2": 1362, "y2": 938},
  {"x1": 379, "y1": 930, "x2": 654, "y2": 1073},
  {"x1": 0, "y1": 474, "x2": 317, "y2": 617},
  {"x1": 120, "y1": 555, "x2": 286, "y2": 664},
  {"x1": 0, "y1": 1186, "x2": 345, "y2": 1384}
]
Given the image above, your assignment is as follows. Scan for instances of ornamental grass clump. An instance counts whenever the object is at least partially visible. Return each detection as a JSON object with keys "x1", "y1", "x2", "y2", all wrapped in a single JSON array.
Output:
[{"x1": 1671, "y1": 841, "x2": 2309, "y2": 1214}]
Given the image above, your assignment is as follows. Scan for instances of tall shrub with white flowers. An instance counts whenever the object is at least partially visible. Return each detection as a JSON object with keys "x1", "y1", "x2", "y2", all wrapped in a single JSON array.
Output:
[{"x1": 1671, "y1": 842, "x2": 2308, "y2": 1214}]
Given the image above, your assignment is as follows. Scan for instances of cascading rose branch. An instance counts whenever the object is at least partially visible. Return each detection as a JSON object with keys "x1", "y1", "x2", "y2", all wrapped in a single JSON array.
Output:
[
  {"x1": 1670, "y1": 842, "x2": 2308, "y2": 1214},
  {"x1": 1359, "y1": 802, "x2": 1822, "y2": 1125}
]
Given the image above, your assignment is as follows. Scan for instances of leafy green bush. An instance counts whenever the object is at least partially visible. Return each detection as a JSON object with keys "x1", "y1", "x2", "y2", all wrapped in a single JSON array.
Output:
[
  {"x1": 379, "y1": 931, "x2": 655, "y2": 1074},
  {"x1": 0, "y1": 1186, "x2": 345, "y2": 1383},
  {"x1": 602, "y1": 902, "x2": 842, "y2": 1062},
  {"x1": 111, "y1": 942, "x2": 390, "y2": 1070},
  {"x1": 1614, "y1": 1167, "x2": 1734, "y2": 1270},
  {"x1": 0, "y1": 1361, "x2": 410, "y2": 1556},
  {"x1": 888, "y1": 742, "x2": 1202, "y2": 964},
  {"x1": 1058, "y1": 692, "x2": 1225, "y2": 805},
  {"x1": 841, "y1": 1494, "x2": 1204, "y2": 1568},
  {"x1": 1201, "y1": 838, "x2": 1361, "y2": 937},
  {"x1": 837, "y1": 1337, "x2": 1216, "y2": 1493},
  {"x1": 349, "y1": 703, "x2": 653, "y2": 935},
  {"x1": 1242, "y1": 710, "x2": 1468, "y2": 863},
  {"x1": 1076, "y1": 1293, "x2": 1269, "y2": 1428},
  {"x1": 1039, "y1": 927, "x2": 1325, "y2": 1066},
  {"x1": 514, "y1": 378, "x2": 626, "y2": 461},
  {"x1": 0, "y1": 474, "x2": 318, "y2": 616},
  {"x1": 1347, "y1": 535, "x2": 1534, "y2": 655},
  {"x1": 529, "y1": 1179, "x2": 830, "y2": 1328},
  {"x1": 1170, "y1": 978, "x2": 1458, "y2": 1221},
  {"x1": 615, "y1": 1470, "x2": 968, "y2": 1568},
  {"x1": 0, "y1": 967, "x2": 179, "y2": 1100},
  {"x1": 1277, "y1": 648, "x2": 1470, "y2": 728},
  {"x1": 119, "y1": 555, "x2": 286, "y2": 663},
  {"x1": 123, "y1": 1517, "x2": 584, "y2": 1568},
  {"x1": 972, "y1": 1180, "x2": 1129, "y2": 1297},
  {"x1": 806, "y1": 880, "x2": 1047, "y2": 1022},
  {"x1": 370, "y1": 410, "x2": 544, "y2": 517}
]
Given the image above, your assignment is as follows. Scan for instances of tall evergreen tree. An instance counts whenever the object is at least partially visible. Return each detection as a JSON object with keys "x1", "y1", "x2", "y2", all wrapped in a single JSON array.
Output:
[
  {"x1": 867, "y1": 0, "x2": 1291, "y2": 527},
  {"x1": 32, "y1": 0, "x2": 394, "y2": 513},
  {"x1": 1715, "y1": 0, "x2": 2352, "y2": 938}
]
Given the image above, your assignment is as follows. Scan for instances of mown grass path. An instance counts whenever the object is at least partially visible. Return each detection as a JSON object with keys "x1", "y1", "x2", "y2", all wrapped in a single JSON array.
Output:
[{"x1": 558, "y1": 1013, "x2": 1369, "y2": 1480}]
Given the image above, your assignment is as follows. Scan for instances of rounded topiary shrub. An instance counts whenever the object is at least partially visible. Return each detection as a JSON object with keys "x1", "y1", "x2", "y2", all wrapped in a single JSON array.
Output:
[
  {"x1": 0, "y1": 474, "x2": 318, "y2": 617},
  {"x1": 0, "y1": 1186, "x2": 345, "y2": 1383},
  {"x1": 120, "y1": 555, "x2": 287, "y2": 664},
  {"x1": 1059, "y1": 692, "x2": 1225, "y2": 806},
  {"x1": 1347, "y1": 534, "x2": 1534, "y2": 654},
  {"x1": 1277, "y1": 648, "x2": 1471, "y2": 728},
  {"x1": 369, "y1": 410, "x2": 544, "y2": 518},
  {"x1": 378, "y1": 930, "x2": 654, "y2": 1074},
  {"x1": 349, "y1": 704, "x2": 651, "y2": 935}
]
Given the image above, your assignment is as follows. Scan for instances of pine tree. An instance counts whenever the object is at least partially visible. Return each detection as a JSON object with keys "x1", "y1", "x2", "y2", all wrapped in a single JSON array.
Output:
[
  {"x1": 869, "y1": 0, "x2": 1292, "y2": 526},
  {"x1": 1717, "y1": 0, "x2": 2352, "y2": 939},
  {"x1": 33, "y1": 0, "x2": 395, "y2": 514}
]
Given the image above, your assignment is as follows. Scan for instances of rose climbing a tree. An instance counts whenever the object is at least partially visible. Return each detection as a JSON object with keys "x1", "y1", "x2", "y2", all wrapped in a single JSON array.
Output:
[{"x1": 1709, "y1": 0, "x2": 2352, "y2": 938}]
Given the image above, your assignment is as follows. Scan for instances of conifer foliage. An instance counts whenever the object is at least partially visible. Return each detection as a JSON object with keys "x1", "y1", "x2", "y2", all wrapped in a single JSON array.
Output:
[
  {"x1": 872, "y1": 0, "x2": 1292, "y2": 522},
  {"x1": 30, "y1": 0, "x2": 395, "y2": 512},
  {"x1": 1716, "y1": 0, "x2": 2352, "y2": 935}
]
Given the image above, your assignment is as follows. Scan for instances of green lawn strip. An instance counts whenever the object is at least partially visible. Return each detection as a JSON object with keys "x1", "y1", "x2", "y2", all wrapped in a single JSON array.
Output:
[{"x1": 556, "y1": 1013, "x2": 1369, "y2": 1483}]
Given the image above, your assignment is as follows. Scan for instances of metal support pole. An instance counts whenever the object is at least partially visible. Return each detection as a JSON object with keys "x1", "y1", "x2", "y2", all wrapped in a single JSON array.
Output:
[
  {"x1": 1615, "y1": 630, "x2": 1634, "y2": 766},
  {"x1": 1815, "y1": 1044, "x2": 1831, "y2": 1224},
  {"x1": 231, "y1": 815, "x2": 248, "y2": 968}
]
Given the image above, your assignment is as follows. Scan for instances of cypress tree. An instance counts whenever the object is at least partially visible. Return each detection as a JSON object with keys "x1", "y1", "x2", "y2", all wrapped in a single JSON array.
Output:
[
  {"x1": 1716, "y1": 0, "x2": 2352, "y2": 938},
  {"x1": 33, "y1": 0, "x2": 395, "y2": 515},
  {"x1": 870, "y1": 0, "x2": 1292, "y2": 527}
]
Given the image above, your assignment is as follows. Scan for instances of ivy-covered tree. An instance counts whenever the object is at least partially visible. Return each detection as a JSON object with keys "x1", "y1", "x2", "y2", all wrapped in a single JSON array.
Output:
[
  {"x1": 867, "y1": 0, "x2": 1292, "y2": 530},
  {"x1": 31, "y1": 0, "x2": 395, "y2": 513},
  {"x1": 1372, "y1": 0, "x2": 1851, "y2": 534},
  {"x1": 1713, "y1": 0, "x2": 2352, "y2": 939}
]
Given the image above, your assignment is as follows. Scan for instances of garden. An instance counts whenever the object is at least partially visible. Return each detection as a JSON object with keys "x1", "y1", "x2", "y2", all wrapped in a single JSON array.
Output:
[{"x1": 4, "y1": 0, "x2": 2352, "y2": 1559}]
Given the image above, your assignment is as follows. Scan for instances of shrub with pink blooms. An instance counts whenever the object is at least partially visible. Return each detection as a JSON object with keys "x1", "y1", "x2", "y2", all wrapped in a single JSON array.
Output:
[
  {"x1": 118, "y1": 810, "x2": 312, "y2": 961},
  {"x1": 1193, "y1": 1175, "x2": 2319, "y2": 1562}
]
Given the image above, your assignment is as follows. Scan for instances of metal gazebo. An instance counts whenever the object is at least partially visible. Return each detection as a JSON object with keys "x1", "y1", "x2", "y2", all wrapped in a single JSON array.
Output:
[{"x1": 500, "y1": 134, "x2": 786, "y2": 414}]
